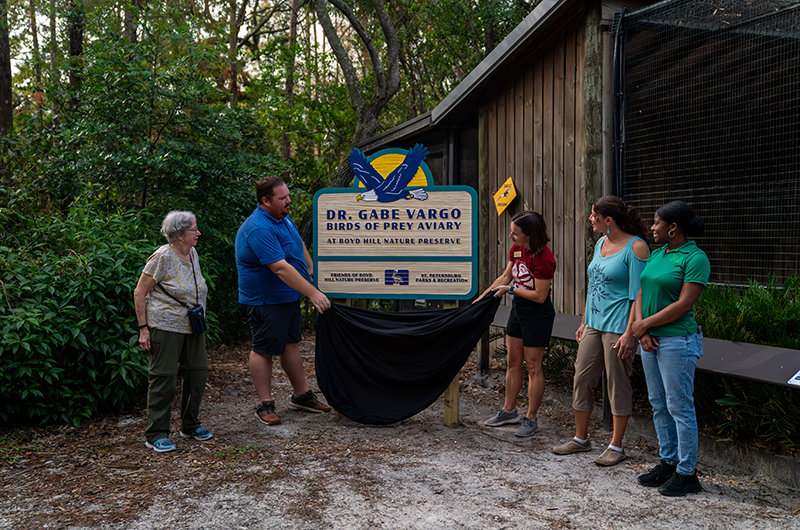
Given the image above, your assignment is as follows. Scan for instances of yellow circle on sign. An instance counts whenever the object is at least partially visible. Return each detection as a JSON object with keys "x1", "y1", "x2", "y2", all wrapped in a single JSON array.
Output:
[{"x1": 357, "y1": 153, "x2": 429, "y2": 188}]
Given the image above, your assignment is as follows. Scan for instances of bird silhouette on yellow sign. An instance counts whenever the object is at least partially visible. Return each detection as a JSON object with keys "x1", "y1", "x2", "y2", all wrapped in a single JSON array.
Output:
[{"x1": 493, "y1": 178, "x2": 517, "y2": 216}]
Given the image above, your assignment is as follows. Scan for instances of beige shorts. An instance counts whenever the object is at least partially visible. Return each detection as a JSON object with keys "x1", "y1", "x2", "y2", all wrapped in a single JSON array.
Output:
[{"x1": 572, "y1": 326, "x2": 634, "y2": 416}]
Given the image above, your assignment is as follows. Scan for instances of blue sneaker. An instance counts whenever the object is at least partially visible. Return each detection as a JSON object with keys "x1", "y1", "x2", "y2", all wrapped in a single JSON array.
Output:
[
  {"x1": 180, "y1": 427, "x2": 213, "y2": 441},
  {"x1": 145, "y1": 438, "x2": 177, "y2": 452}
]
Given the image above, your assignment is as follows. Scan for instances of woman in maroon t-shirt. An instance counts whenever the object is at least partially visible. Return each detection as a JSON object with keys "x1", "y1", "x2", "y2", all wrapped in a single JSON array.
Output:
[{"x1": 479, "y1": 211, "x2": 556, "y2": 437}]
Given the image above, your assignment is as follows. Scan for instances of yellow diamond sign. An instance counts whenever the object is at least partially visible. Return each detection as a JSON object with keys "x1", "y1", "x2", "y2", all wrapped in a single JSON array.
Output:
[{"x1": 493, "y1": 177, "x2": 516, "y2": 216}]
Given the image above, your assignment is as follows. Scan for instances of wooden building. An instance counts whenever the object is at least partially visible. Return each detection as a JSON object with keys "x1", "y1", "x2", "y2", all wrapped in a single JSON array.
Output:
[{"x1": 361, "y1": 0, "x2": 652, "y2": 316}]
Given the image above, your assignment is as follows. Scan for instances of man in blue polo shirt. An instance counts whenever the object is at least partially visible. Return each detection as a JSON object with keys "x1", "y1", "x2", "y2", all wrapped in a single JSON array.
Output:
[{"x1": 236, "y1": 175, "x2": 332, "y2": 425}]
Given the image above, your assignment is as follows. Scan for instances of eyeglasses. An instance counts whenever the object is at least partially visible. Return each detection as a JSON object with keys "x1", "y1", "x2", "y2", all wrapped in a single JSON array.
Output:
[{"x1": 187, "y1": 227, "x2": 200, "y2": 232}]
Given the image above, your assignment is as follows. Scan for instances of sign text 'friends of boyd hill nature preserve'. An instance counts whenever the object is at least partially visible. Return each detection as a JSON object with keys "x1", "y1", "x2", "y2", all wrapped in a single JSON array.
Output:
[{"x1": 313, "y1": 144, "x2": 477, "y2": 299}]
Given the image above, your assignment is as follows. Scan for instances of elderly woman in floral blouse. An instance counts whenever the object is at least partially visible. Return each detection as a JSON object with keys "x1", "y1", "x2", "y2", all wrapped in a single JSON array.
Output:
[{"x1": 134, "y1": 211, "x2": 212, "y2": 453}]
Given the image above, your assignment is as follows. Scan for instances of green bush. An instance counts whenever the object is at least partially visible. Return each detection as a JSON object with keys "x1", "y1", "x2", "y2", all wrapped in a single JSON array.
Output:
[
  {"x1": 4, "y1": 13, "x2": 290, "y2": 344},
  {"x1": 695, "y1": 275, "x2": 800, "y2": 451},
  {"x1": 0, "y1": 189, "x2": 159, "y2": 425},
  {"x1": 696, "y1": 274, "x2": 800, "y2": 349}
]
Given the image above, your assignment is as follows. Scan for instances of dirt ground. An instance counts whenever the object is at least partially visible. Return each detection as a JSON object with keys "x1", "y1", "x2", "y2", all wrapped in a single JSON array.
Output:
[{"x1": 1, "y1": 339, "x2": 799, "y2": 530}]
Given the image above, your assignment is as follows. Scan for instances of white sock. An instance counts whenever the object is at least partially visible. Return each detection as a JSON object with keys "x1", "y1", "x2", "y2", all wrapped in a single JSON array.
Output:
[
  {"x1": 608, "y1": 444, "x2": 623, "y2": 452},
  {"x1": 573, "y1": 436, "x2": 588, "y2": 444}
]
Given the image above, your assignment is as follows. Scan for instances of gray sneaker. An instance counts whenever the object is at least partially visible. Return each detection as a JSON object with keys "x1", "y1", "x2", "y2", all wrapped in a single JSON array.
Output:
[
  {"x1": 484, "y1": 409, "x2": 521, "y2": 427},
  {"x1": 515, "y1": 417, "x2": 539, "y2": 437},
  {"x1": 553, "y1": 438, "x2": 592, "y2": 455}
]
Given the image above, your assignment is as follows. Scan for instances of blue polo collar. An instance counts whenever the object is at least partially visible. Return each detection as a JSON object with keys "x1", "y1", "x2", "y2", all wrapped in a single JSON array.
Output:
[{"x1": 256, "y1": 205, "x2": 284, "y2": 225}]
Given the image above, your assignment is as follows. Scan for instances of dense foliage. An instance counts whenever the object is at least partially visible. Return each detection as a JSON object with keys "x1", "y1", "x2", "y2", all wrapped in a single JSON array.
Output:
[
  {"x1": 0, "y1": 190, "x2": 158, "y2": 425},
  {"x1": 7, "y1": 13, "x2": 289, "y2": 344},
  {"x1": 694, "y1": 276, "x2": 800, "y2": 451}
]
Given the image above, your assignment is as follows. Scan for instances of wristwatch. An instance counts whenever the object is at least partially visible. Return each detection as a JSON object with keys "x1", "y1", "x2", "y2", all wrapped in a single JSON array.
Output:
[{"x1": 509, "y1": 286, "x2": 515, "y2": 296}]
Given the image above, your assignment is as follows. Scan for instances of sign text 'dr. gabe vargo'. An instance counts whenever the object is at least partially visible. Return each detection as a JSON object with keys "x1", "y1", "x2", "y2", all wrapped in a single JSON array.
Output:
[{"x1": 312, "y1": 145, "x2": 477, "y2": 300}]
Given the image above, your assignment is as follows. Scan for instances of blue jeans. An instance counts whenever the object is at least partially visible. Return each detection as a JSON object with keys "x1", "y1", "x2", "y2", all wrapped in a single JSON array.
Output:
[{"x1": 640, "y1": 330, "x2": 703, "y2": 475}]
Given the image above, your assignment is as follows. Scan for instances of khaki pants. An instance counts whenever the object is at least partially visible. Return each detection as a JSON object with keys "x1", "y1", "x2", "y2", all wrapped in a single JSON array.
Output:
[
  {"x1": 572, "y1": 326, "x2": 633, "y2": 416},
  {"x1": 145, "y1": 328, "x2": 208, "y2": 443}
]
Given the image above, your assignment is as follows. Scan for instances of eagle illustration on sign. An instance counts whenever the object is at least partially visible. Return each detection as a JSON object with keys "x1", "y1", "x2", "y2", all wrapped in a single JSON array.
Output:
[{"x1": 350, "y1": 144, "x2": 430, "y2": 203}]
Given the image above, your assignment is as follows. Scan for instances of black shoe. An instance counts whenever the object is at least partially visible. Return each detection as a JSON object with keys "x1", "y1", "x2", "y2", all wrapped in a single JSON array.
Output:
[
  {"x1": 658, "y1": 472, "x2": 702, "y2": 497},
  {"x1": 638, "y1": 460, "x2": 677, "y2": 487}
]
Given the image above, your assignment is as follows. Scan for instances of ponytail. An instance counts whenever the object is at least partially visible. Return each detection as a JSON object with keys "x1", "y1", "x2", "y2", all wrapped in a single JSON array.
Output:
[
  {"x1": 622, "y1": 206, "x2": 650, "y2": 242},
  {"x1": 593, "y1": 196, "x2": 649, "y2": 242}
]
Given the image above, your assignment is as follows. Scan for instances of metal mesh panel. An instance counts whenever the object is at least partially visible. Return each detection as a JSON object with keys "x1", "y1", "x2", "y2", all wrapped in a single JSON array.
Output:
[{"x1": 617, "y1": 0, "x2": 800, "y2": 285}]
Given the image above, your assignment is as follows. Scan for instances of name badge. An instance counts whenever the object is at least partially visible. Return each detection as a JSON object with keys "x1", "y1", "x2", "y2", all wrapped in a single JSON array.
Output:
[{"x1": 513, "y1": 251, "x2": 522, "y2": 258}]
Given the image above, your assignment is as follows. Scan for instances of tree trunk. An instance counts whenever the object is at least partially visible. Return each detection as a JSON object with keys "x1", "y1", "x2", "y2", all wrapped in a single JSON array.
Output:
[
  {"x1": 228, "y1": 0, "x2": 238, "y2": 105},
  {"x1": 301, "y1": 0, "x2": 401, "y2": 243},
  {"x1": 0, "y1": 0, "x2": 12, "y2": 137},
  {"x1": 281, "y1": 0, "x2": 299, "y2": 168},
  {"x1": 313, "y1": 0, "x2": 400, "y2": 164},
  {"x1": 29, "y1": 0, "x2": 42, "y2": 91},
  {"x1": 49, "y1": 0, "x2": 59, "y2": 126},
  {"x1": 124, "y1": 0, "x2": 143, "y2": 43},
  {"x1": 67, "y1": 0, "x2": 84, "y2": 111}
]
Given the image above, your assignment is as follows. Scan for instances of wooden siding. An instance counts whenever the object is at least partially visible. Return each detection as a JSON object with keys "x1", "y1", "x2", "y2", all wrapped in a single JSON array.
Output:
[{"x1": 480, "y1": 13, "x2": 589, "y2": 315}]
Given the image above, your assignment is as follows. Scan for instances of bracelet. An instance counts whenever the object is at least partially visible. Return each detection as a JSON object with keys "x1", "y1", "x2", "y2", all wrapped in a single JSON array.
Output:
[
  {"x1": 138, "y1": 324, "x2": 148, "y2": 329},
  {"x1": 509, "y1": 286, "x2": 515, "y2": 296}
]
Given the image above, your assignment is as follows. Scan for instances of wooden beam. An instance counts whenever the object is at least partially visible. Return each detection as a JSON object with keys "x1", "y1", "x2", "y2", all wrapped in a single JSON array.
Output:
[
  {"x1": 443, "y1": 300, "x2": 460, "y2": 427},
  {"x1": 477, "y1": 105, "x2": 491, "y2": 375}
]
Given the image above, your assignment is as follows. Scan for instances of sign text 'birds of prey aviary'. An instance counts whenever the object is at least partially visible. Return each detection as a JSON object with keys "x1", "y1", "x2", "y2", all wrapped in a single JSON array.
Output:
[{"x1": 313, "y1": 145, "x2": 477, "y2": 299}]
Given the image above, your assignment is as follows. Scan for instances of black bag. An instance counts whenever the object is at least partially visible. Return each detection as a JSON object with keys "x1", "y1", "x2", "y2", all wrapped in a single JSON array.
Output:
[
  {"x1": 187, "y1": 304, "x2": 208, "y2": 336},
  {"x1": 156, "y1": 253, "x2": 207, "y2": 336}
]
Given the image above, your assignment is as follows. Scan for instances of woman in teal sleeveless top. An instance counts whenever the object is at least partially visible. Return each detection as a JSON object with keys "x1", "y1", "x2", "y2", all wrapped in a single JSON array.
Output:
[{"x1": 552, "y1": 196, "x2": 649, "y2": 466}]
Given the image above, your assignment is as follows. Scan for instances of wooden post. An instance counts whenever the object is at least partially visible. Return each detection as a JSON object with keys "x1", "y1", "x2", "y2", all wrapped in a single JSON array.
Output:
[
  {"x1": 443, "y1": 300, "x2": 460, "y2": 427},
  {"x1": 477, "y1": 105, "x2": 491, "y2": 376}
]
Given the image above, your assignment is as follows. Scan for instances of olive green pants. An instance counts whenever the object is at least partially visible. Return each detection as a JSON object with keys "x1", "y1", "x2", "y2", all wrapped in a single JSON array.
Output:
[{"x1": 145, "y1": 328, "x2": 208, "y2": 443}]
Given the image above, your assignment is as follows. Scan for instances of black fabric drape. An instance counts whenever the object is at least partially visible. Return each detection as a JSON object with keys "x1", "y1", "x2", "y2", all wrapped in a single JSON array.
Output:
[{"x1": 315, "y1": 295, "x2": 501, "y2": 425}]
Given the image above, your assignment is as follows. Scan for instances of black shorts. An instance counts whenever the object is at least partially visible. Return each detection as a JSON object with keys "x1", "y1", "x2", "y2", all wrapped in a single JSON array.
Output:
[
  {"x1": 241, "y1": 300, "x2": 302, "y2": 356},
  {"x1": 505, "y1": 296, "x2": 555, "y2": 348}
]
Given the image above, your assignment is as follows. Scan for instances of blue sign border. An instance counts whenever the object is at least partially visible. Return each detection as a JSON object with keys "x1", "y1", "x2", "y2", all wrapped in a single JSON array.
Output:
[{"x1": 312, "y1": 185, "x2": 478, "y2": 300}]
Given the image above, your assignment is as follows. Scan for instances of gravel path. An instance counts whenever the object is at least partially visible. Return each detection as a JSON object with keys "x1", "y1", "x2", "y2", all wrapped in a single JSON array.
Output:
[{"x1": 1, "y1": 341, "x2": 798, "y2": 529}]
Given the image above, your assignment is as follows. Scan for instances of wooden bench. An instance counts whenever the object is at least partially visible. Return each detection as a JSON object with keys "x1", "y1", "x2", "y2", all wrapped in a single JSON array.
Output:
[
  {"x1": 491, "y1": 306, "x2": 800, "y2": 388},
  {"x1": 485, "y1": 306, "x2": 800, "y2": 429}
]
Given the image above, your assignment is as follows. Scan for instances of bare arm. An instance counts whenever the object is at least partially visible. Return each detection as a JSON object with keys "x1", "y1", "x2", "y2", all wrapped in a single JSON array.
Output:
[
  {"x1": 575, "y1": 312, "x2": 586, "y2": 343},
  {"x1": 612, "y1": 301, "x2": 638, "y2": 358},
  {"x1": 509, "y1": 277, "x2": 551, "y2": 304},
  {"x1": 475, "y1": 261, "x2": 514, "y2": 301},
  {"x1": 133, "y1": 273, "x2": 156, "y2": 350},
  {"x1": 632, "y1": 239, "x2": 650, "y2": 260},
  {"x1": 631, "y1": 282, "x2": 705, "y2": 338},
  {"x1": 632, "y1": 288, "x2": 657, "y2": 351},
  {"x1": 268, "y1": 259, "x2": 331, "y2": 313}
]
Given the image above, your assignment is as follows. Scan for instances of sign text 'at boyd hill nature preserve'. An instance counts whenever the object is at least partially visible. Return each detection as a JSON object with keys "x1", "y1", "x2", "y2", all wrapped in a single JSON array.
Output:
[{"x1": 313, "y1": 144, "x2": 477, "y2": 299}]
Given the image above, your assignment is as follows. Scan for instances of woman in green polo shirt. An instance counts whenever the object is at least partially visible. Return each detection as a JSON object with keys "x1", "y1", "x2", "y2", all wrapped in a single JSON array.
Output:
[{"x1": 631, "y1": 201, "x2": 709, "y2": 498}]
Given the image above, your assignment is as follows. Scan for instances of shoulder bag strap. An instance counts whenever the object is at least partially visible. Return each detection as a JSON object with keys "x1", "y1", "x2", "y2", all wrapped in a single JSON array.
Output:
[
  {"x1": 155, "y1": 282, "x2": 191, "y2": 309},
  {"x1": 190, "y1": 251, "x2": 200, "y2": 306}
]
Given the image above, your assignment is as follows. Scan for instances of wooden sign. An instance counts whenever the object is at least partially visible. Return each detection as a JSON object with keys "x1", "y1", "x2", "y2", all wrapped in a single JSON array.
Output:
[
  {"x1": 493, "y1": 177, "x2": 516, "y2": 216},
  {"x1": 313, "y1": 146, "x2": 477, "y2": 299}
]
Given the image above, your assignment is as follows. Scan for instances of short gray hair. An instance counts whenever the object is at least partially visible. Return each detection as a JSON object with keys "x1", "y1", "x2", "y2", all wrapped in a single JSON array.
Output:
[{"x1": 160, "y1": 211, "x2": 196, "y2": 243}]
